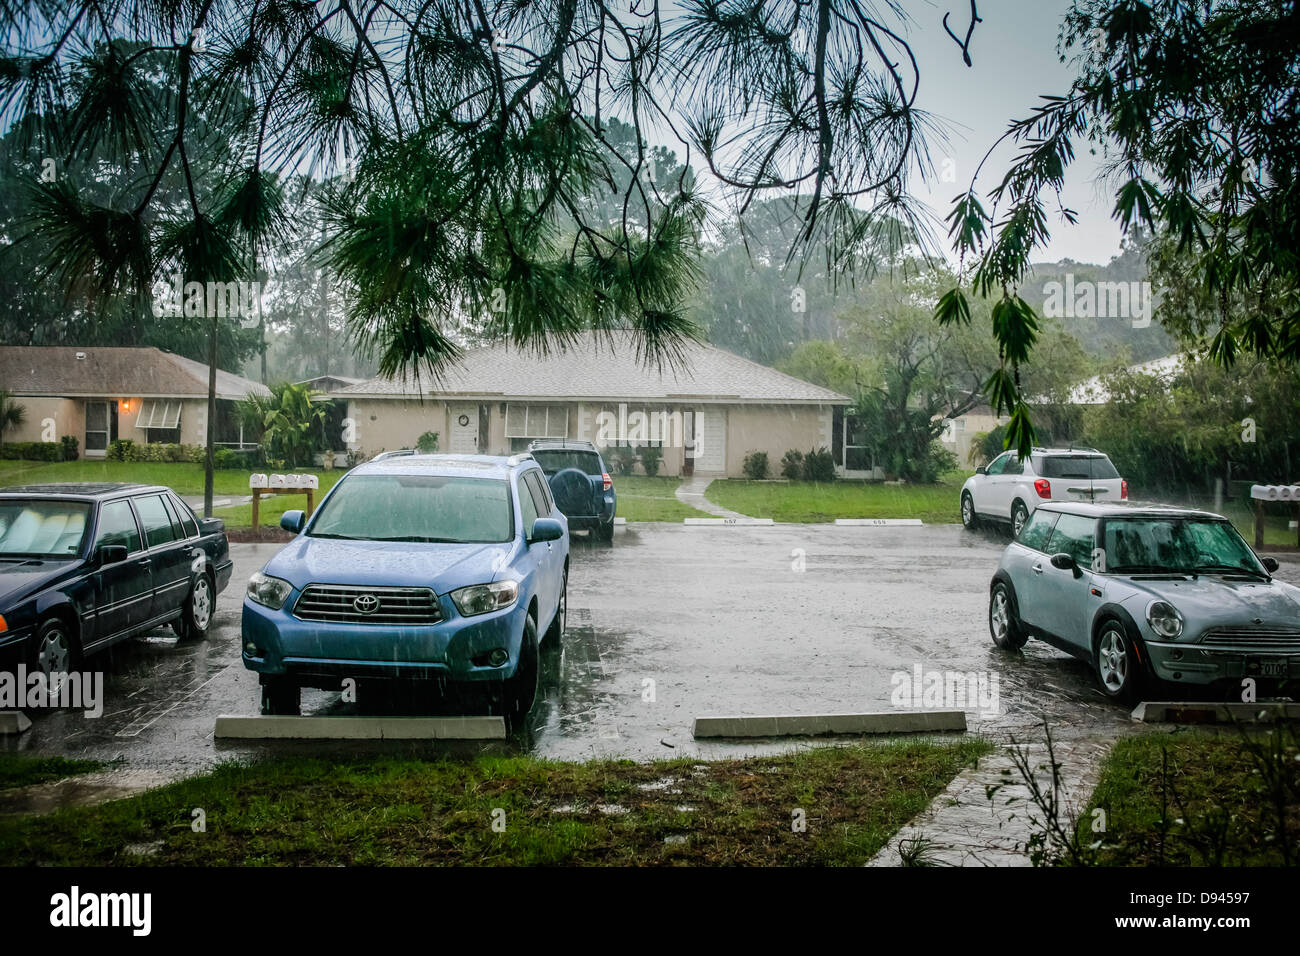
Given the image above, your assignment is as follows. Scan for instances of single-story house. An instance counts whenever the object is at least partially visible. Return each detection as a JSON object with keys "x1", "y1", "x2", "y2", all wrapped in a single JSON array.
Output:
[
  {"x1": 0, "y1": 346, "x2": 271, "y2": 457},
  {"x1": 939, "y1": 404, "x2": 1010, "y2": 466},
  {"x1": 335, "y1": 332, "x2": 854, "y2": 477}
]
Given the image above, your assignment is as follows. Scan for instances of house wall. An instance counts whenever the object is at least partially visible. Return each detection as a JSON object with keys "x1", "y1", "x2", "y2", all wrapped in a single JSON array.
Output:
[
  {"x1": 345, "y1": 397, "x2": 840, "y2": 477},
  {"x1": 939, "y1": 410, "x2": 1009, "y2": 467},
  {"x1": 3, "y1": 397, "x2": 81, "y2": 445}
]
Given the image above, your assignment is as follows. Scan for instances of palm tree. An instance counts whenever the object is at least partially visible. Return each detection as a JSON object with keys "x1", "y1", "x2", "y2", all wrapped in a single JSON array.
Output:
[
  {"x1": 238, "y1": 383, "x2": 328, "y2": 469},
  {"x1": 0, "y1": 391, "x2": 26, "y2": 443}
]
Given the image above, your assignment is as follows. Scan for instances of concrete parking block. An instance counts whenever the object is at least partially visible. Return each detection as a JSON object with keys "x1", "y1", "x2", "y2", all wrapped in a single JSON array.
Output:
[
  {"x1": 692, "y1": 710, "x2": 965, "y2": 738},
  {"x1": 214, "y1": 714, "x2": 506, "y2": 739},
  {"x1": 0, "y1": 711, "x2": 32, "y2": 735},
  {"x1": 1131, "y1": 701, "x2": 1300, "y2": 723},
  {"x1": 834, "y1": 518, "x2": 924, "y2": 526},
  {"x1": 683, "y1": 517, "x2": 776, "y2": 526}
]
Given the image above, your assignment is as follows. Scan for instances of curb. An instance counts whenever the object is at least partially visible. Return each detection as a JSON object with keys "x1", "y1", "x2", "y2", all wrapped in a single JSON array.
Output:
[
  {"x1": 214, "y1": 715, "x2": 507, "y2": 739},
  {"x1": 692, "y1": 710, "x2": 966, "y2": 738}
]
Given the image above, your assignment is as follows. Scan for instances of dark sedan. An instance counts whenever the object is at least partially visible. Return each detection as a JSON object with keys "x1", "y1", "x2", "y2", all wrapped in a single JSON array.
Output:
[{"x1": 0, "y1": 483, "x2": 232, "y2": 678}]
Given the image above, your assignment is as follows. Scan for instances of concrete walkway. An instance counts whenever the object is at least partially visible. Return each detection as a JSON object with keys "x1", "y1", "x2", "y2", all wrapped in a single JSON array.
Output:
[
  {"x1": 673, "y1": 476, "x2": 750, "y2": 519},
  {"x1": 867, "y1": 735, "x2": 1113, "y2": 867}
]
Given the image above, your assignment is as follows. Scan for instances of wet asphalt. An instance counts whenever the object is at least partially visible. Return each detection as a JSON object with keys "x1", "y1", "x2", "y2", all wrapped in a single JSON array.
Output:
[{"x1": 5, "y1": 522, "x2": 1297, "y2": 775}]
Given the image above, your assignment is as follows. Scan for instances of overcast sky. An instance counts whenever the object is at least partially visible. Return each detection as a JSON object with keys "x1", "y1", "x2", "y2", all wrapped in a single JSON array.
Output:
[{"x1": 903, "y1": 0, "x2": 1122, "y2": 266}]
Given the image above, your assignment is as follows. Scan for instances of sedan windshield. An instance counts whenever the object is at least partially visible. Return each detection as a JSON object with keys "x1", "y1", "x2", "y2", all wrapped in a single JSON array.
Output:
[
  {"x1": 1101, "y1": 517, "x2": 1265, "y2": 576},
  {"x1": 0, "y1": 500, "x2": 91, "y2": 557},
  {"x1": 308, "y1": 475, "x2": 512, "y2": 543}
]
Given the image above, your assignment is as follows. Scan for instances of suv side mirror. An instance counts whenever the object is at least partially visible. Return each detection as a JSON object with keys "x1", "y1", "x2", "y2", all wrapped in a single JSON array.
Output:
[
  {"x1": 1050, "y1": 551, "x2": 1081, "y2": 576},
  {"x1": 1262, "y1": 556, "x2": 1279, "y2": 573},
  {"x1": 96, "y1": 544, "x2": 128, "y2": 566},
  {"x1": 529, "y1": 517, "x2": 564, "y2": 544},
  {"x1": 975, "y1": 465, "x2": 987, "y2": 476},
  {"x1": 280, "y1": 510, "x2": 306, "y2": 533}
]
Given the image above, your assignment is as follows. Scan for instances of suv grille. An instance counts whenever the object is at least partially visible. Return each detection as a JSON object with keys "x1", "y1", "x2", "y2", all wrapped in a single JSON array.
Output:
[
  {"x1": 1198, "y1": 625, "x2": 1300, "y2": 650},
  {"x1": 293, "y1": 585, "x2": 442, "y2": 625}
]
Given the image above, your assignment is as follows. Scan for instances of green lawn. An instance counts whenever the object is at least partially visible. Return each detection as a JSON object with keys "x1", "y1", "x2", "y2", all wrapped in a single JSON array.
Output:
[
  {"x1": 610, "y1": 475, "x2": 710, "y2": 521},
  {"x1": 1082, "y1": 729, "x2": 1299, "y2": 866},
  {"x1": 0, "y1": 459, "x2": 343, "y2": 498},
  {"x1": 0, "y1": 738, "x2": 990, "y2": 865},
  {"x1": 706, "y1": 473, "x2": 971, "y2": 523},
  {"x1": 0, "y1": 754, "x2": 103, "y2": 792}
]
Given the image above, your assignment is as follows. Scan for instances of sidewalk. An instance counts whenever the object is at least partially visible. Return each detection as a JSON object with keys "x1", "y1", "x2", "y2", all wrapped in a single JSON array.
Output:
[
  {"x1": 867, "y1": 735, "x2": 1113, "y2": 867},
  {"x1": 673, "y1": 476, "x2": 750, "y2": 519}
]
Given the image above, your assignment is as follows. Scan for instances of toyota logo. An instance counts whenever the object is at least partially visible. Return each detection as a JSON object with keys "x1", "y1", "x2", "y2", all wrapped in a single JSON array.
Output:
[{"x1": 353, "y1": 594, "x2": 380, "y2": 615}]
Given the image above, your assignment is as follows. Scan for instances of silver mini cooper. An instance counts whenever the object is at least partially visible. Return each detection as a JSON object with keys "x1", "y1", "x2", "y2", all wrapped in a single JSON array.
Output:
[{"x1": 988, "y1": 502, "x2": 1299, "y2": 703}]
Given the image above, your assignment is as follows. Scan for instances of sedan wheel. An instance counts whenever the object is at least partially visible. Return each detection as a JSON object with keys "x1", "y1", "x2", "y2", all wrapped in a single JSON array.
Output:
[
  {"x1": 179, "y1": 572, "x2": 213, "y2": 640},
  {"x1": 34, "y1": 619, "x2": 74, "y2": 677}
]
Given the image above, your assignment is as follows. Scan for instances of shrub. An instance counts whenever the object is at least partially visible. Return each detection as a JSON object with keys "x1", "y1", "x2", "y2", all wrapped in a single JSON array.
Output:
[
  {"x1": 639, "y1": 445, "x2": 663, "y2": 477},
  {"x1": 416, "y1": 430, "x2": 440, "y2": 454},
  {"x1": 742, "y1": 450, "x2": 770, "y2": 480},
  {"x1": 802, "y1": 446, "x2": 837, "y2": 482},
  {"x1": 0, "y1": 441, "x2": 63, "y2": 461},
  {"x1": 610, "y1": 445, "x2": 639, "y2": 476},
  {"x1": 60, "y1": 435, "x2": 79, "y2": 461},
  {"x1": 780, "y1": 449, "x2": 804, "y2": 480},
  {"x1": 213, "y1": 448, "x2": 258, "y2": 470},
  {"x1": 344, "y1": 448, "x2": 367, "y2": 468},
  {"x1": 107, "y1": 438, "x2": 135, "y2": 461}
]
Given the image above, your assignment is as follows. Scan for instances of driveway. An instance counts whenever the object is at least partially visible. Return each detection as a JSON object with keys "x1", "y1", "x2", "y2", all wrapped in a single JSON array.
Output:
[{"x1": 8, "y1": 524, "x2": 1294, "y2": 774}]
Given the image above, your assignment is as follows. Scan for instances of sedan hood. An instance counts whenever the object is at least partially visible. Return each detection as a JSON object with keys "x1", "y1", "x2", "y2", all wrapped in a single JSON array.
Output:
[
  {"x1": 263, "y1": 536, "x2": 518, "y2": 594},
  {"x1": 0, "y1": 560, "x2": 81, "y2": 607},
  {"x1": 1122, "y1": 575, "x2": 1300, "y2": 634}
]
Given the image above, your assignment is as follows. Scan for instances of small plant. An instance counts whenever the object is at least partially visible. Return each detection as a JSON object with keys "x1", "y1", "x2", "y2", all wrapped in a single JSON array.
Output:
[
  {"x1": 780, "y1": 449, "x2": 804, "y2": 480},
  {"x1": 639, "y1": 445, "x2": 662, "y2": 477},
  {"x1": 344, "y1": 448, "x2": 366, "y2": 468},
  {"x1": 802, "y1": 446, "x2": 837, "y2": 482},
  {"x1": 743, "y1": 450, "x2": 770, "y2": 480},
  {"x1": 611, "y1": 445, "x2": 639, "y2": 476},
  {"x1": 59, "y1": 435, "x2": 79, "y2": 461},
  {"x1": 107, "y1": 438, "x2": 135, "y2": 461},
  {"x1": 417, "y1": 430, "x2": 440, "y2": 454}
]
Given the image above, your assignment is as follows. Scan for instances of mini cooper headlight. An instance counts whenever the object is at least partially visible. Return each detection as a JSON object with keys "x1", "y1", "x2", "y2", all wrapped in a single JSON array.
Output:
[
  {"x1": 1146, "y1": 600, "x2": 1184, "y2": 639},
  {"x1": 451, "y1": 580, "x2": 518, "y2": 616},
  {"x1": 247, "y1": 571, "x2": 293, "y2": 610}
]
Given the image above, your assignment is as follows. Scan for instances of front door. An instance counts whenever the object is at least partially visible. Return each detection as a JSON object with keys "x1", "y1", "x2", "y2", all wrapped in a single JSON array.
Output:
[
  {"x1": 696, "y1": 408, "x2": 726, "y2": 473},
  {"x1": 85, "y1": 401, "x2": 116, "y2": 459},
  {"x1": 1036, "y1": 512, "x2": 1099, "y2": 649},
  {"x1": 89, "y1": 498, "x2": 152, "y2": 642},
  {"x1": 449, "y1": 404, "x2": 479, "y2": 454}
]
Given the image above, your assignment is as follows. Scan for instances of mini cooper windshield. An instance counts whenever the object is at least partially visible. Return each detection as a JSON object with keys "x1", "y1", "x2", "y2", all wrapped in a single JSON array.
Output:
[
  {"x1": 308, "y1": 475, "x2": 513, "y2": 544},
  {"x1": 1100, "y1": 516, "x2": 1266, "y2": 577},
  {"x1": 0, "y1": 499, "x2": 91, "y2": 558}
]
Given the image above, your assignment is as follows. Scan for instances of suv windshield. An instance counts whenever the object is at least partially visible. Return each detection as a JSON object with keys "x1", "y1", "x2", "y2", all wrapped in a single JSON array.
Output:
[
  {"x1": 1101, "y1": 517, "x2": 1265, "y2": 576},
  {"x1": 309, "y1": 475, "x2": 512, "y2": 543},
  {"x1": 0, "y1": 500, "x2": 91, "y2": 557},
  {"x1": 1037, "y1": 455, "x2": 1120, "y2": 480},
  {"x1": 531, "y1": 450, "x2": 602, "y2": 476}
]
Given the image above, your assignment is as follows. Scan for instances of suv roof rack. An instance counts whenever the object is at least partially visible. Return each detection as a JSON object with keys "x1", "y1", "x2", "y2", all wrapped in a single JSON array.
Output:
[
  {"x1": 506, "y1": 453, "x2": 536, "y2": 466},
  {"x1": 527, "y1": 438, "x2": 598, "y2": 450}
]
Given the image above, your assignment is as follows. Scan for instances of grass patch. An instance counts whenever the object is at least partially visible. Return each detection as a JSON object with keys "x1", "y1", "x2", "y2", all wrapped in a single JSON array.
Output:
[
  {"x1": 1083, "y1": 729, "x2": 1300, "y2": 866},
  {"x1": 0, "y1": 754, "x2": 103, "y2": 792},
  {"x1": 0, "y1": 460, "x2": 343, "y2": 499},
  {"x1": 707, "y1": 472, "x2": 972, "y2": 523},
  {"x1": 610, "y1": 476, "x2": 710, "y2": 522},
  {"x1": 0, "y1": 738, "x2": 991, "y2": 865}
]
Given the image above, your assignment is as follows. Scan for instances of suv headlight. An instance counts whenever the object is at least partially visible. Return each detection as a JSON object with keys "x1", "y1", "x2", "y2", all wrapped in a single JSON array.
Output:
[
  {"x1": 1146, "y1": 600, "x2": 1184, "y2": 639},
  {"x1": 451, "y1": 581, "x2": 518, "y2": 616},
  {"x1": 247, "y1": 571, "x2": 293, "y2": 610}
]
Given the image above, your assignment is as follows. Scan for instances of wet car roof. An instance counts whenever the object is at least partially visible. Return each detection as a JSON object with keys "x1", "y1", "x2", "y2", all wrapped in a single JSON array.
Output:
[
  {"x1": 0, "y1": 482, "x2": 164, "y2": 499},
  {"x1": 1036, "y1": 501, "x2": 1225, "y2": 520},
  {"x1": 352, "y1": 454, "x2": 524, "y2": 479}
]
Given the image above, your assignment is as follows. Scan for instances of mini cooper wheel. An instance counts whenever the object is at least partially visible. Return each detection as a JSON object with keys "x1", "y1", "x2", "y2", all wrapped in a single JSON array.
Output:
[
  {"x1": 1094, "y1": 621, "x2": 1142, "y2": 704},
  {"x1": 30, "y1": 617, "x2": 80, "y2": 681},
  {"x1": 1011, "y1": 501, "x2": 1030, "y2": 538},
  {"x1": 178, "y1": 571, "x2": 213, "y2": 641},
  {"x1": 989, "y1": 582, "x2": 1027, "y2": 650},
  {"x1": 961, "y1": 492, "x2": 979, "y2": 530}
]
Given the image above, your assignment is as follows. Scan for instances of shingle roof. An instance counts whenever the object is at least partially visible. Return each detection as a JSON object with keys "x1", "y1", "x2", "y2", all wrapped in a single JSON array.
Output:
[
  {"x1": 0, "y1": 346, "x2": 271, "y2": 400},
  {"x1": 338, "y1": 332, "x2": 851, "y2": 405}
]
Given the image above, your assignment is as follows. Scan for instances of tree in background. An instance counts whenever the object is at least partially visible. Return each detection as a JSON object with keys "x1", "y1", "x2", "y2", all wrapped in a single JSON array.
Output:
[
  {"x1": 238, "y1": 383, "x2": 328, "y2": 469},
  {"x1": 0, "y1": 390, "x2": 25, "y2": 441}
]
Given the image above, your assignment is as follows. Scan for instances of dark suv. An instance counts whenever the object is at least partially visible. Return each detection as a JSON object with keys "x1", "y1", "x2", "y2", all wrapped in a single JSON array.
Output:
[{"x1": 527, "y1": 440, "x2": 617, "y2": 545}]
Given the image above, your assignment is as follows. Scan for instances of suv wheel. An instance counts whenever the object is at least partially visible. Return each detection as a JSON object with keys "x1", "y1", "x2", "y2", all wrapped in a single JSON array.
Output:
[
  {"x1": 260, "y1": 677, "x2": 301, "y2": 716},
  {"x1": 989, "y1": 582, "x2": 1027, "y2": 650},
  {"x1": 500, "y1": 614, "x2": 539, "y2": 731},
  {"x1": 595, "y1": 519, "x2": 614, "y2": 546},
  {"x1": 544, "y1": 569, "x2": 567, "y2": 647},
  {"x1": 1095, "y1": 620, "x2": 1143, "y2": 704},
  {"x1": 1011, "y1": 500, "x2": 1029, "y2": 538},
  {"x1": 961, "y1": 492, "x2": 978, "y2": 530}
]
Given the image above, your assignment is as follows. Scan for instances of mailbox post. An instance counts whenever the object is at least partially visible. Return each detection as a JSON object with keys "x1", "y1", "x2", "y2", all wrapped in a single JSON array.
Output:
[{"x1": 249, "y1": 473, "x2": 320, "y2": 533}]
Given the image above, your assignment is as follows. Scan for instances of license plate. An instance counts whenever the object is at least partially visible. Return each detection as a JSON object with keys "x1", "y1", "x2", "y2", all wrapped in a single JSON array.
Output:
[{"x1": 1254, "y1": 659, "x2": 1289, "y2": 678}]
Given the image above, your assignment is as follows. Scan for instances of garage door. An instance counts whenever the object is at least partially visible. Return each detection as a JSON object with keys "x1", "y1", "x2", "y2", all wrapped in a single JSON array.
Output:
[{"x1": 696, "y1": 408, "x2": 726, "y2": 473}]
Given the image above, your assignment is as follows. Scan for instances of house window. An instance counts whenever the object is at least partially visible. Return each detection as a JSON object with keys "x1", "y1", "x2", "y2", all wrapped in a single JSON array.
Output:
[
  {"x1": 136, "y1": 400, "x2": 182, "y2": 443},
  {"x1": 504, "y1": 404, "x2": 568, "y2": 440}
]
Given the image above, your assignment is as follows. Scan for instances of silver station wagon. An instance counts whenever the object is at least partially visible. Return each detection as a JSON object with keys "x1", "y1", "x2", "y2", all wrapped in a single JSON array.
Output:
[{"x1": 988, "y1": 502, "x2": 1299, "y2": 703}]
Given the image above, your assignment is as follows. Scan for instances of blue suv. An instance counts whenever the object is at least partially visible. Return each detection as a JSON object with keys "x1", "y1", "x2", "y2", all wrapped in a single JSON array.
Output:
[{"x1": 241, "y1": 454, "x2": 569, "y2": 725}]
